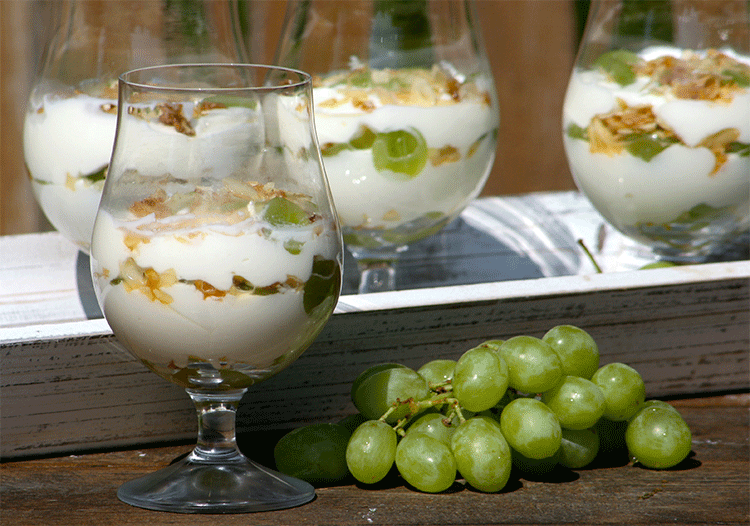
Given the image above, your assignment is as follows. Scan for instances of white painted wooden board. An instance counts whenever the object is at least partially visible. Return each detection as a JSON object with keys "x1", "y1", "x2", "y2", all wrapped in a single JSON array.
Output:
[
  {"x1": 2, "y1": 262, "x2": 748, "y2": 459},
  {"x1": 2, "y1": 193, "x2": 748, "y2": 458}
]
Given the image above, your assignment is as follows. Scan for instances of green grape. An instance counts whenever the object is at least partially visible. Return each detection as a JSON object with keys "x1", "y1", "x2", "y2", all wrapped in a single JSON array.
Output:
[
  {"x1": 346, "y1": 420, "x2": 398, "y2": 484},
  {"x1": 541, "y1": 376, "x2": 606, "y2": 430},
  {"x1": 639, "y1": 261, "x2": 677, "y2": 269},
  {"x1": 453, "y1": 346, "x2": 509, "y2": 412},
  {"x1": 499, "y1": 336, "x2": 563, "y2": 394},
  {"x1": 637, "y1": 399, "x2": 681, "y2": 417},
  {"x1": 451, "y1": 416, "x2": 512, "y2": 493},
  {"x1": 395, "y1": 432, "x2": 457, "y2": 493},
  {"x1": 406, "y1": 412, "x2": 455, "y2": 445},
  {"x1": 626, "y1": 406, "x2": 692, "y2": 469},
  {"x1": 273, "y1": 423, "x2": 351, "y2": 486},
  {"x1": 500, "y1": 398, "x2": 562, "y2": 460},
  {"x1": 559, "y1": 427, "x2": 599, "y2": 469},
  {"x1": 349, "y1": 125, "x2": 378, "y2": 150},
  {"x1": 417, "y1": 359, "x2": 456, "y2": 386},
  {"x1": 593, "y1": 49, "x2": 639, "y2": 85},
  {"x1": 262, "y1": 196, "x2": 311, "y2": 226},
  {"x1": 625, "y1": 133, "x2": 679, "y2": 162},
  {"x1": 542, "y1": 325, "x2": 600, "y2": 379},
  {"x1": 351, "y1": 363, "x2": 406, "y2": 400},
  {"x1": 351, "y1": 365, "x2": 430, "y2": 423},
  {"x1": 479, "y1": 339, "x2": 504, "y2": 352},
  {"x1": 372, "y1": 128, "x2": 428, "y2": 177},
  {"x1": 591, "y1": 363, "x2": 646, "y2": 421}
]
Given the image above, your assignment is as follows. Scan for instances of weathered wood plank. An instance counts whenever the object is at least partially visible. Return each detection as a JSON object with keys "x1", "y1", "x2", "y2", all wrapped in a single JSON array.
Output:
[
  {"x1": 2, "y1": 261, "x2": 748, "y2": 458},
  {"x1": 1, "y1": 397, "x2": 747, "y2": 526}
]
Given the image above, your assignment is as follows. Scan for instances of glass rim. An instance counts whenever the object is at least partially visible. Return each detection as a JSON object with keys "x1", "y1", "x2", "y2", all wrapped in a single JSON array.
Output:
[{"x1": 118, "y1": 63, "x2": 312, "y2": 92}]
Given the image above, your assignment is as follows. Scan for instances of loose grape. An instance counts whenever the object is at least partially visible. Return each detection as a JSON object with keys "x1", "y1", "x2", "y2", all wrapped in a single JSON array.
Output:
[
  {"x1": 417, "y1": 359, "x2": 456, "y2": 386},
  {"x1": 453, "y1": 346, "x2": 509, "y2": 412},
  {"x1": 541, "y1": 376, "x2": 606, "y2": 430},
  {"x1": 346, "y1": 420, "x2": 397, "y2": 484},
  {"x1": 479, "y1": 339, "x2": 504, "y2": 352},
  {"x1": 542, "y1": 325, "x2": 600, "y2": 379},
  {"x1": 500, "y1": 398, "x2": 562, "y2": 460},
  {"x1": 636, "y1": 399, "x2": 681, "y2": 417},
  {"x1": 639, "y1": 261, "x2": 677, "y2": 269},
  {"x1": 351, "y1": 363, "x2": 406, "y2": 398},
  {"x1": 395, "y1": 432, "x2": 457, "y2": 493},
  {"x1": 559, "y1": 427, "x2": 599, "y2": 469},
  {"x1": 351, "y1": 366, "x2": 430, "y2": 423},
  {"x1": 273, "y1": 423, "x2": 351, "y2": 486},
  {"x1": 406, "y1": 412, "x2": 455, "y2": 445},
  {"x1": 451, "y1": 416, "x2": 512, "y2": 493},
  {"x1": 592, "y1": 363, "x2": 646, "y2": 421},
  {"x1": 626, "y1": 406, "x2": 692, "y2": 469},
  {"x1": 499, "y1": 336, "x2": 563, "y2": 394}
]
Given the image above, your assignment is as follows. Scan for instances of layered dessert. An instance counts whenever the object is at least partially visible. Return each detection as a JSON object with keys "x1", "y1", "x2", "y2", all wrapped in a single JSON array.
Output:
[
  {"x1": 563, "y1": 47, "x2": 750, "y2": 256},
  {"x1": 23, "y1": 81, "x2": 118, "y2": 251},
  {"x1": 91, "y1": 178, "x2": 341, "y2": 389},
  {"x1": 312, "y1": 64, "x2": 498, "y2": 249}
]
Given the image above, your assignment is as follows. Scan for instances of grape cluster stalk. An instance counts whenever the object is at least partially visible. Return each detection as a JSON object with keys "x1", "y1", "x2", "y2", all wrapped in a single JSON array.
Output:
[{"x1": 274, "y1": 325, "x2": 694, "y2": 493}]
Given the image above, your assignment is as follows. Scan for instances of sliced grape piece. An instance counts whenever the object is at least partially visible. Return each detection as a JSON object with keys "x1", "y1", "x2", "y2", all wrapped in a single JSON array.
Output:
[
  {"x1": 263, "y1": 196, "x2": 312, "y2": 226},
  {"x1": 372, "y1": 128, "x2": 428, "y2": 177}
]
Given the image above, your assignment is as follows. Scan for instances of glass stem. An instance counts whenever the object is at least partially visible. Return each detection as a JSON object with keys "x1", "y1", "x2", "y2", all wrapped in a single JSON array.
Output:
[
  {"x1": 357, "y1": 258, "x2": 397, "y2": 294},
  {"x1": 186, "y1": 388, "x2": 247, "y2": 464}
]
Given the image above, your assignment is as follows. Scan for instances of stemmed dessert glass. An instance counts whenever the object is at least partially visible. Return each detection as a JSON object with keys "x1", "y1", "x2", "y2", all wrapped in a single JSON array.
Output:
[
  {"x1": 562, "y1": 0, "x2": 749, "y2": 263},
  {"x1": 23, "y1": 0, "x2": 258, "y2": 254},
  {"x1": 89, "y1": 64, "x2": 343, "y2": 513},
  {"x1": 274, "y1": 0, "x2": 499, "y2": 292}
]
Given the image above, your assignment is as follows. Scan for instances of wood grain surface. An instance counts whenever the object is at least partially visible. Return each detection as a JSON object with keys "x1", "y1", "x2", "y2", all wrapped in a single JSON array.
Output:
[{"x1": 1, "y1": 394, "x2": 747, "y2": 525}]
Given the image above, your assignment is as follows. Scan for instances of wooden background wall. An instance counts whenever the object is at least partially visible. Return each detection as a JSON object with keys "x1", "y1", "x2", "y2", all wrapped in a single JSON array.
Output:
[{"x1": 0, "y1": 0, "x2": 581, "y2": 237}]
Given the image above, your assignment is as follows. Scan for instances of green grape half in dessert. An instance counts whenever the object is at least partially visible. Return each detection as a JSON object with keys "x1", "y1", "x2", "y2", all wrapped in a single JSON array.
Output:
[
  {"x1": 563, "y1": 47, "x2": 750, "y2": 259},
  {"x1": 23, "y1": 80, "x2": 119, "y2": 252},
  {"x1": 313, "y1": 65, "x2": 498, "y2": 249}
]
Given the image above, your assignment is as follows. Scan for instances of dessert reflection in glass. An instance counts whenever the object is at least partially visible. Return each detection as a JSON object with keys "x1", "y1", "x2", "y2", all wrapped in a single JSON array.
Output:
[
  {"x1": 90, "y1": 64, "x2": 343, "y2": 513},
  {"x1": 23, "y1": 0, "x2": 253, "y2": 253},
  {"x1": 563, "y1": 0, "x2": 749, "y2": 262},
  {"x1": 275, "y1": 0, "x2": 499, "y2": 292}
]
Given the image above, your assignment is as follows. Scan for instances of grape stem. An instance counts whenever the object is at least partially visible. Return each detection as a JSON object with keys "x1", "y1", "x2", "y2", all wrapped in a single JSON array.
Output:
[
  {"x1": 577, "y1": 239, "x2": 603, "y2": 274},
  {"x1": 379, "y1": 393, "x2": 466, "y2": 436}
]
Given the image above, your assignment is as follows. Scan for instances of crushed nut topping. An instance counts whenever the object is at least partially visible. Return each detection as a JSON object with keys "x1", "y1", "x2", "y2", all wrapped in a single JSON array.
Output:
[
  {"x1": 637, "y1": 49, "x2": 749, "y2": 102},
  {"x1": 579, "y1": 98, "x2": 741, "y2": 174},
  {"x1": 109, "y1": 257, "x2": 304, "y2": 304},
  {"x1": 124, "y1": 177, "x2": 317, "y2": 234},
  {"x1": 429, "y1": 145, "x2": 461, "y2": 167},
  {"x1": 157, "y1": 103, "x2": 196, "y2": 136},
  {"x1": 314, "y1": 65, "x2": 492, "y2": 110}
]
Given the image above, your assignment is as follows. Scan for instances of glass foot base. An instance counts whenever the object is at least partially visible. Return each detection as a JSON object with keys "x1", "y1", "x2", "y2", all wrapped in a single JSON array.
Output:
[{"x1": 117, "y1": 451, "x2": 315, "y2": 514}]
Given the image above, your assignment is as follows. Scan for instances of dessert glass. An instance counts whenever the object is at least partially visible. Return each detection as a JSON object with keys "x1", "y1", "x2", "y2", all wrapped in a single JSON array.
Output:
[
  {"x1": 275, "y1": 0, "x2": 499, "y2": 292},
  {"x1": 563, "y1": 0, "x2": 749, "y2": 262},
  {"x1": 23, "y1": 0, "x2": 257, "y2": 253},
  {"x1": 90, "y1": 64, "x2": 343, "y2": 513}
]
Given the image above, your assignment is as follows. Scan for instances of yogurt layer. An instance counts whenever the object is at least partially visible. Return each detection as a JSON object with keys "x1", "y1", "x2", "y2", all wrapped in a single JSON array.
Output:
[
  {"x1": 91, "y1": 181, "x2": 341, "y2": 389},
  {"x1": 24, "y1": 91, "x2": 117, "y2": 251},
  {"x1": 312, "y1": 65, "x2": 498, "y2": 248},
  {"x1": 563, "y1": 47, "x2": 750, "y2": 251}
]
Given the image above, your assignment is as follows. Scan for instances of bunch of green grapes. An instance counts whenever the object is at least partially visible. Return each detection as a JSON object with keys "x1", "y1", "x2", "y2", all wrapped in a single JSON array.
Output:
[{"x1": 273, "y1": 325, "x2": 693, "y2": 492}]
